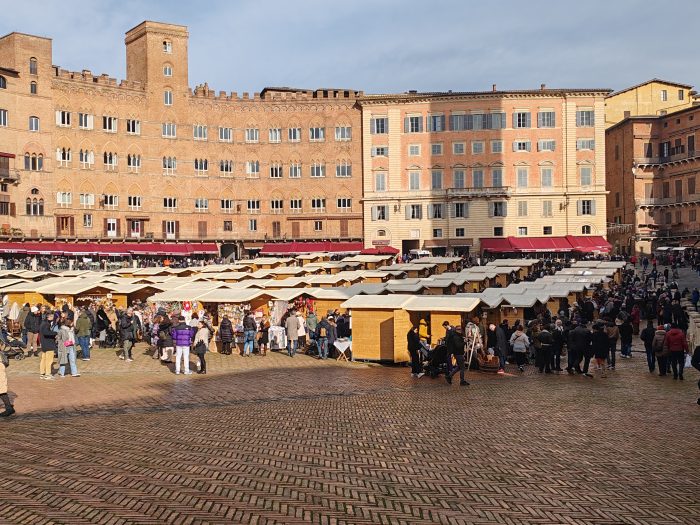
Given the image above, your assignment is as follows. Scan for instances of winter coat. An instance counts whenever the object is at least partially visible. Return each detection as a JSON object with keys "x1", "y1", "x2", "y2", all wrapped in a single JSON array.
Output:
[
  {"x1": 509, "y1": 330, "x2": 530, "y2": 353},
  {"x1": 158, "y1": 320, "x2": 174, "y2": 348},
  {"x1": 640, "y1": 325, "x2": 656, "y2": 349},
  {"x1": 447, "y1": 331, "x2": 466, "y2": 356},
  {"x1": 407, "y1": 329, "x2": 422, "y2": 352},
  {"x1": 96, "y1": 308, "x2": 110, "y2": 332},
  {"x1": 316, "y1": 319, "x2": 332, "y2": 340},
  {"x1": 285, "y1": 315, "x2": 300, "y2": 341},
  {"x1": 75, "y1": 312, "x2": 92, "y2": 337},
  {"x1": 569, "y1": 325, "x2": 592, "y2": 356},
  {"x1": 218, "y1": 318, "x2": 234, "y2": 343},
  {"x1": 591, "y1": 329, "x2": 609, "y2": 359},
  {"x1": 17, "y1": 306, "x2": 30, "y2": 329},
  {"x1": 663, "y1": 328, "x2": 688, "y2": 353},
  {"x1": 296, "y1": 315, "x2": 306, "y2": 337},
  {"x1": 171, "y1": 322, "x2": 193, "y2": 347},
  {"x1": 193, "y1": 327, "x2": 210, "y2": 355},
  {"x1": 306, "y1": 313, "x2": 319, "y2": 334},
  {"x1": 119, "y1": 315, "x2": 137, "y2": 342},
  {"x1": 38, "y1": 319, "x2": 57, "y2": 352},
  {"x1": 651, "y1": 329, "x2": 667, "y2": 356},
  {"x1": 242, "y1": 315, "x2": 257, "y2": 332},
  {"x1": 24, "y1": 312, "x2": 41, "y2": 333},
  {"x1": 619, "y1": 322, "x2": 633, "y2": 344},
  {"x1": 606, "y1": 324, "x2": 619, "y2": 341},
  {"x1": 56, "y1": 326, "x2": 76, "y2": 366}
]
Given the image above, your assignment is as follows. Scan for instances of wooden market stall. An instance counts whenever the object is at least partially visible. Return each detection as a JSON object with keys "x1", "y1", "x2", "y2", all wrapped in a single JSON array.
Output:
[{"x1": 403, "y1": 296, "x2": 482, "y2": 347}]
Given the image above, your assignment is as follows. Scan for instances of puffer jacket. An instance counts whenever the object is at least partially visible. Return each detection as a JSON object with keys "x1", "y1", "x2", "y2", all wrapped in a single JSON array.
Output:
[
  {"x1": 651, "y1": 329, "x2": 667, "y2": 356},
  {"x1": 171, "y1": 322, "x2": 193, "y2": 347},
  {"x1": 663, "y1": 328, "x2": 688, "y2": 353},
  {"x1": 24, "y1": 312, "x2": 41, "y2": 333},
  {"x1": 218, "y1": 318, "x2": 234, "y2": 343},
  {"x1": 75, "y1": 312, "x2": 92, "y2": 337},
  {"x1": 39, "y1": 319, "x2": 57, "y2": 352}
]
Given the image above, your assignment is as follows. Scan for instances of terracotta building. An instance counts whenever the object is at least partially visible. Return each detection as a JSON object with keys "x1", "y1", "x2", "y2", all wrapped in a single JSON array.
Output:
[
  {"x1": 359, "y1": 87, "x2": 610, "y2": 255},
  {"x1": 606, "y1": 104, "x2": 700, "y2": 255},
  {"x1": 0, "y1": 22, "x2": 363, "y2": 258}
]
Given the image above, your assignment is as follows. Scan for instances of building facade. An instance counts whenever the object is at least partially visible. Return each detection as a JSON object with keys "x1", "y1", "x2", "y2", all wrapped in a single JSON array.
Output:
[
  {"x1": 360, "y1": 88, "x2": 610, "y2": 254},
  {"x1": 605, "y1": 79, "x2": 695, "y2": 128},
  {"x1": 0, "y1": 22, "x2": 363, "y2": 257},
  {"x1": 606, "y1": 105, "x2": 700, "y2": 255}
]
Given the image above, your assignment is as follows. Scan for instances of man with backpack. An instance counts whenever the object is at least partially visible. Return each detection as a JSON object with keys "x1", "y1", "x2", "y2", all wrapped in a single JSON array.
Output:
[
  {"x1": 652, "y1": 325, "x2": 669, "y2": 376},
  {"x1": 315, "y1": 315, "x2": 332, "y2": 360}
]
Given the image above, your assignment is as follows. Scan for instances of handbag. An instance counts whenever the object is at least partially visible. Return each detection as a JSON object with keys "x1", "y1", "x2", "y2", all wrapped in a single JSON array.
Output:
[
  {"x1": 64, "y1": 340, "x2": 74, "y2": 347},
  {"x1": 194, "y1": 340, "x2": 207, "y2": 354}
]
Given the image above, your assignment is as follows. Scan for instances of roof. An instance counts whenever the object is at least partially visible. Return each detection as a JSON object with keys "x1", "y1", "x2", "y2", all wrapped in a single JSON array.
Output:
[
  {"x1": 403, "y1": 296, "x2": 480, "y2": 313},
  {"x1": 341, "y1": 295, "x2": 413, "y2": 310},
  {"x1": 607, "y1": 78, "x2": 694, "y2": 98},
  {"x1": 360, "y1": 87, "x2": 612, "y2": 104}
]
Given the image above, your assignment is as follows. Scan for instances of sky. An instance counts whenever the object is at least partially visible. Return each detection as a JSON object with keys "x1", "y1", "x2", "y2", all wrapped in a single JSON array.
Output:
[{"x1": 1, "y1": 0, "x2": 699, "y2": 95}]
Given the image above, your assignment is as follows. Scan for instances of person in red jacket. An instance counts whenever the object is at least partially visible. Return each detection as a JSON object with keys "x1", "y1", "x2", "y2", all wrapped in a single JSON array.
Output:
[{"x1": 663, "y1": 324, "x2": 688, "y2": 380}]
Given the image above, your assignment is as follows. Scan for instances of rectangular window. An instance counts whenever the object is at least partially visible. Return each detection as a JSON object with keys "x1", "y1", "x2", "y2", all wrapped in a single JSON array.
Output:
[
  {"x1": 103, "y1": 194, "x2": 118, "y2": 209},
  {"x1": 55, "y1": 110, "x2": 71, "y2": 127},
  {"x1": 688, "y1": 177, "x2": 696, "y2": 195},
  {"x1": 428, "y1": 114, "x2": 445, "y2": 132},
  {"x1": 192, "y1": 124, "x2": 207, "y2": 140},
  {"x1": 289, "y1": 163, "x2": 302, "y2": 178},
  {"x1": 408, "y1": 144, "x2": 421, "y2": 156},
  {"x1": 431, "y1": 143, "x2": 443, "y2": 155},
  {"x1": 247, "y1": 199, "x2": 261, "y2": 213},
  {"x1": 288, "y1": 127, "x2": 301, "y2": 142},
  {"x1": 219, "y1": 127, "x2": 233, "y2": 142},
  {"x1": 580, "y1": 166, "x2": 593, "y2": 186},
  {"x1": 269, "y1": 128, "x2": 281, "y2": 143},
  {"x1": 690, "y1": 209, "x2": 697, "y2": 222},
  {"x1": 579, "y1": 199, "x2": 595, "y2": 215},
  {"x1": 127, "y1": 195, "x2": 142, "y2": 210},
  {"x1": 537, "y1": 111, "x2": 556, "y2": 128},
  {"x1": 576, "y1": 109, "x2": 595, "y2": 127},
  {"x1": 102, "y1": 116, "x2": 117, "y2": 132},
  {"x1": 219, "y1": 160, "x2": 233, "y2": 175},
  {"x1": 472, "y1": 169, "x2": 484, "y2": 188},
  {"x1": 290, "y1": 199, "x2": 302, "y2": 212},
  {"x1": 455, "y1": 227, "x2": 465, "y2": 237},
  {"x1": 453, "y1": 142, "x2": 465, "y2": 155},
  {"x1": 471, "y1": 113, "x2": 484, "y2": 130},
  {"x1": 517, "y1": 167, "x2": 528, "y2": 188},
  {"x1": 492, "y1": 168, "x2": 503, "y2": 187},
  {"x1": 375, "y1": 173, "x2": 386, "y2": 192},
  {"x1": 311, "y1": 163, "x2": 326, "y2": 178},
  {"x1": 431, "y1": 170, "x2": 443, "y2": 190},
  {"x1": 492, "y1": 202, "x2": 506, "y2": 217},
  {"x1": 248, "y1": 219, "x2": 257, "y2": 232},
  {"x1": 106, "y1": 218, "x2": 118, "y2": 237},
  {"x1": 337, "y1": 198, "x2": 352, "y2": 211},
  {"x1": 660, "y1": 90, "x2": 668, "y2": 101},
  {"x1": 78, "y1": 113, "x2": 93, "y2": 130},
  {"x1": 542, "y1": 200, "x2": 553, "y2": 217},
  {"x1": 453, "y1": 202, "x2": 468, "y2": 218},
  {"x1": 314, "y1": 220, "x2": 323, "y2": 232},
  {"x1": 370, "y1": 117, "x2": 388, "y2": 134},
  {"x1": 245, "y1": 160, "x2": 260, "y2": 177},
  {"x1": 83, "y1": 214, "x2": 92, "y2": 228},
  {"x1": 164, "y1": 221, "x2": 177, "y2": 238},
  {"x1": 371, "y1": 205, "x2": 388, "y2": 221},
  {"x1": 543, "y1": 226, "x2": 552, "y2": 235},
  {"x1": 408, "y1": 204, "x2": 422, "y2": 220},
  {"x1": 56, "y1": 191, "x2": 72, "y2": 206},
  {"x1": 518, "y1": 201, "x2": 528, "y2": 217},
  {"x1": 491, "y1": 140, "x2": 503, "y2": 153},
  {"x1": 472, "y1": 141, "x2": 484, "y2": 154},
  {"x1": 270, "y1": 163, "x2": 283, "y2": 178},
  {"x1": 126, "y1": 119, "x2": 141, "y2": 135},
  {"x1": 245, "y1": 128, "x2": 259, "y2": 143},
  {"x1": 79, "y1": 193, "x2": 95, "y2": 208},
  {"x1": 541, "y1": 167, "x2": 553, "y2": 188},
  {"x1": 409, "y1": 171, "x2": 421, "y2": 190},
  {"x1": 576, "y1": 139, "x2": 595, "y2": 151},
  {"x1": 453, "y1": 170, "x2": 465, "y2": 189},
  {"x1": 163, "y1": 197, "x2": 178, "y2": 211},
  {"x1": 679, "y1": 89, "x2": 685, "y2": 101},
  {"x1": 311, "y1": 198, "x2": 326, "y2": 212},
  {"x1": 513, "y1": 140, "x2": 531, "y2": 152},
  {"x1": 309, "y1": 127, "x2": 325, "y2": 142},
  {"x1": 433, "y1": 228, "x2": 443, "y2": 238},
  {"x1": 513, "y1": 111, "x2": 531, "y2": 128},
  {"x1": 494, "y1": 226, "x2": 504, "y2": 237},
  {"x1": 371, "y1": 146, "x2": 389, "y2": 157},
  {"x1": 164, "y1": 90, "x2": 173, "y2": 106},
  {"x1": 194, "y1": 198, "x2": 208, "y2": 212},
  {"x1": 405, "y1": 115, "x2": 423, "y2": 133},
  {"x1": 335, "y1": 126, "x2": 352, "y2": 141},
  {"x1": 335, "y1": 162, "x2": 352, "y2": 177},
  {"x1": 162, "y1": 122, "x2": 177, "y2": 138},
  {"x1": 270, "y1": 199, "x2": 284, "y2": 213},
  {"x1": 518, "y1": 226, "x2": 528, "y2": 236},
  {"x1": 429, "y1": 203, "x2": 444, "y2": 219},
  {"x1": 29, "y1": 116, "x2": 39, "y2": 131},
  {"x1": 220, "y1": 199, "x2": 234, "y2": 213},
  {"x1": 538, "y1": 139, "x2": 556, "y2": 152},
  {"x1": 162, "y1": 156, "x2": 176, "y2": 175}
]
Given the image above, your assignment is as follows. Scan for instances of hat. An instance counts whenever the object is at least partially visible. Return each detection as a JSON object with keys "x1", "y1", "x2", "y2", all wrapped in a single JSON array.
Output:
[
  {"x1": 30, "y1": 306, "x2": 39, "y2": 313},
  {"x1": 454, "y1": 326, "x2": 463, "y2": 332},
  {"x1": 328, "y1": 315, "x2": 335, "y2": 321}
]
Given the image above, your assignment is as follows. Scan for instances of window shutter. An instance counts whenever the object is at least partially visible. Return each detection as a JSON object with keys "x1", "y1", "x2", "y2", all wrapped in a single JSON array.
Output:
[
  {"x1": 404, "y1": 117, "x2": 409, "y2": 133},
  {"x1": 56, "y1": 192, "x2": 61, "y2": 204},
  {"x1": 591, "y1": 200, "x2": 597, "y2": 215},
  {"x1": 370, "y1": 119, "x2": 376, "y2": 134},
  {"x1": 526, "y1": 142, "x2": 532, "y2": 152},
  {"x1": 88, "y1": 114, "x2": 94, "y2": 129},
  {"x1": 427, "y1": 204, "x2": 433, "y2": 218},
  {"x1": 503, "y1": 202, "x2": 508, "y2": 217},
  {"x1": 175, "y1": 221, "x2": 180, "y2": 239},
  {"x1": 440, "y1": 115, "x2": 445, "y2": 131},
  {"x1": 371, "y1": 206, "x2": 377, "y2": 221},
  {"x1": 55, "y1": 111, "x2": 60, "y2": 126},
  {"x1": 56, "y1": 148, "x2": 61, "y2": 161},
  {"x1": 524, "y1": 113, "x2": 531, "y2": 128},
  {"x1": 103, "y1": 218, "x2": 108, "y2": 236},
  {"x1": 385, "y1": 207, "x2": 390, "y2": 220},
  {"x1": 162, "y1": 220, "x2": 167, "y2": 238},
  {"x1": 488, "y1": 203, "x2": 494, "y2": 217},
  {"x1": 449, "y1": 203, "x2": 455, "y2": 218},
  {"x1": 512, "y1": 142, "x2": 517, "y2": 152},
  {"x1": 576, "y1": 200, "x2": 582, "y2": 216},
  {"x1": 464, "y1": 202, "x2": 470, "y2": 218},
  {"x1": 465, "y1": 114, "x2": 473, "y2": 130},
  {"x1": 115, "y1": 219, "x2": 121, "y2": 237},
  {"x1": 405, "y1": 206, "x2": 411, "y2": 220},
  {"x1": 512, "y1": 113, "x2": 518, "y2": 128},
  {"x1": 537, "y1": 112, "x2": 543, "y2": 128}
]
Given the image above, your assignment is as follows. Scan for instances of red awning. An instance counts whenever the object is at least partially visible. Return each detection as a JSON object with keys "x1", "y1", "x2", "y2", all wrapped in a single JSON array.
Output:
[
  {"x1": 360, "y1": 246, "x2": 399, "y2": 255},
  {"x1": 0, "y1": 241, "x2": 219, "y2": 257},
  {"x1": 480, "y1": 238, "x2": 514, "y2": 253},
  {"x1": 261, "y1": 241, "x2": 363, "y2": 255},
  {"x1": 188, "y1": 243, "x2": 219, "y2": 255},
  {"x1": 507, "y1": 236, "x2": 573, "y2": 252},
  {"x1": 565, "y1": 235, "x2": 612, "y2": 253}
]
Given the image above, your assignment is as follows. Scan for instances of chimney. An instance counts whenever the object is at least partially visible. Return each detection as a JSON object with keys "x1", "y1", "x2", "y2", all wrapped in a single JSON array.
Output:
[
  {"x1": 492, "y1": 84, "x2": 497, "y2": 92},
  {"x1": 540, "y1": 83, "x2": 546, "y2": 91}
]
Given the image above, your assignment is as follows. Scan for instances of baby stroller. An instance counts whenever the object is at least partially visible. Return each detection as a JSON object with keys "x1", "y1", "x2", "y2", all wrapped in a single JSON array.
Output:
[
  {"x1": 103, "y1": 327, "x2": 119, "y2": 348},
  {"x1": 0, "y1": 327, "x2": 27, "y2": 360},
  {"x1": 421, "y1": 341, "x2": 449, "y2": 378}
]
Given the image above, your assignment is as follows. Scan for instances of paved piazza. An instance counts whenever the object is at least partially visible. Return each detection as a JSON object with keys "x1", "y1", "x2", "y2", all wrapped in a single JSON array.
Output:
[{"x1": 1, "y1": 335, "x2": 698, "y2": 525}]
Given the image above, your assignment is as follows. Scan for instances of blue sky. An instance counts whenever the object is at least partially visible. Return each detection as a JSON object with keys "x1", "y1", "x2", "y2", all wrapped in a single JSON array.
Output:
[{"x1": 2, "y1": 0, "x2": 699, "y2": 94}]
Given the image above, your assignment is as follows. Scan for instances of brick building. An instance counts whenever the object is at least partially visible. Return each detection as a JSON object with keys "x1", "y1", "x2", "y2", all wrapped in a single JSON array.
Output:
[
  {"x1": 0, "y1": 22, "x2": 363, "y2": 258},
  {"x1": 606, "y1": 104, "x2": 700, "y2": 255},
  {"x1": 360, "y1": 87, "x2": 610, "y2": 255}
]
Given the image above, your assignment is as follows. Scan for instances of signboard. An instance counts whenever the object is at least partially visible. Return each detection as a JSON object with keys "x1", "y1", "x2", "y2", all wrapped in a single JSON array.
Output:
[{"x1": 372, "y1": 240, "x2": 391, "y2": 246}]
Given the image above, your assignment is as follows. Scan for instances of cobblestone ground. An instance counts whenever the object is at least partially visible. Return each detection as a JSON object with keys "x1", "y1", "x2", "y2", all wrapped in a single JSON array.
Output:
[{"x1": 1, "y1": 273, "x2": 699, "y2": 524}]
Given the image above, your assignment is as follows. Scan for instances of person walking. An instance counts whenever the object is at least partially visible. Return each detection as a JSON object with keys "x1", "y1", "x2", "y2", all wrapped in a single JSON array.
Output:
[
  {"x1": 591, "y1": 322, "x2": 609, "y2": 378},
  {"x1": 24, "y1": 305, "x2": 41, "y2": 357},
  {"x1": 75, "y1": 308, "x2": 92, "y2": 361},
  {"x1": 445, "y1": 326, "x2": 468, "y2": 386},
  {"x1": 568, "y1": 320, "x2": 593, "y2": 377},
  {"x1": 218, "y1": 315, "x2": 233, "y2": 355},
  {"x1": 306, "y1": 311, "x2": 318, "y2": 356},
  {"x1": 640, "y1": 320, "x2": 656, "y2": 373},
  {"x1": 258, "y1": 315, "x2": 270, "y2": 357},
  {"x1": 38, "y1": 311, "x2": 57, "y2": 380},
  {"x1": 652, "y1": 324, "x2": 669, "y2": 376},
  {"x1": 192, "y1": 320, "x2": 210, "y2": 374},
  {"x1": 284, "y1": 310, "x2": 300, "y2": 358},
  {"x1": 407, "y1": 326, "x2": 424, "y2": 378},
  {"x1": 158, "y1": 316, "x2": 174, "y2": 362},
  {"x1": 56, "y1": 318, "x2": 79, "y2": 378},
  {"x1": 17, "y1": 302, "x2": 30, "y2": 345},
  {"x1": 537, "y1": 324, "x2": 554, "y2": 374},
  {"x1": 242, "y1": 312, "x2": 257, "y2": 357},
  {"x1": 171, "y1": 315, "x2": 194, "y2": 375},
  {"x1": 509, "y1": 325, "x2": 530, "y2": 372},
  {"x1": 315, "y1": 315, "x2": 332, "y2": 359},
  {"x1": 619, "y1": 318, "x2": 633, "y2": 359},
  {"x1": 691, "y1": 288, "x2": 699, "y2": 312},
  {"x1": 551, "y1": 319, "x2": 565, "y2": 372},
  {"x1": 605, "y1": 319, "x2": 619, "y2": 370},
  {"x1": 296, "y1": 311, "x2": 307, "y2": 353},
  {"x1": 119, "y1": 308, "x2": 137, "y2": 362},
  {"x1": 0, "y1": 351, "x2": 15, "y2": 417},
  {"x1": 663, "y1": 324, "x2": 688, "y2": 380}
]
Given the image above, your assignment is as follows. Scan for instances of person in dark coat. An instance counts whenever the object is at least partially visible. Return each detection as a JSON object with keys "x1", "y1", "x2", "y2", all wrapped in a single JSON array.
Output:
[
  {"x1": 158, "y1": 317, "x2": 174, "y2": 362},
  {"x1": 537, "y1": 325, "x2": 554, "y2": 374},
  {"x1": 406, "y1": 326, "x2": 423, "y2": 378},
  {"x1": 38, "y1": 312, "x2": 57, "y2": 380},
  {"x1": 445, "y1": 326, "x2": 468, "y2": 386},
  {"x1": 551, "y1": 319, "x2": 565, "y2": 372},
  {"x1": 218, "y1": 316, "x2": 234, "y2": 355},
  {"x1": 23, "y1": 306, "x2": 42, "y2": 357},
  {"x1": 591, "y1": 322, "x2": 609, "y2": 378},
  {"x1": 567, "y1": 321, "x2": 591, "y2": 376},
  {"x1": 639, "y1": 320, "x2": 656, "y2": 373},
  {"x1": 619, "y1": 318, "x2": 633, "y2": 358}
]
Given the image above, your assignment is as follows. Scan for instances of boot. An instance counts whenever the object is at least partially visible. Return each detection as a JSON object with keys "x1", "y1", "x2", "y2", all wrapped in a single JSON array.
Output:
[{"x1": 0, "y1": 393, "x2": 14, "y2": 417}]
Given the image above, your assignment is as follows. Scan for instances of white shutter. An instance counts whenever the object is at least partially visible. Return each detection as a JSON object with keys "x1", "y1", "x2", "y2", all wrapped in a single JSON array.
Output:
[
  {"x1": 55, "y1": 111, "x2": 60, "y2": 126},
  {"x1": 405, "y1": 206, "x2": 411, "y2": 220},
  {"x1": 449, "y1": 203, "x2": 455, "y2": 218},
  {"x1": 576, "y1": 200, "x2": 582, "y2": 216},
  {"x1": 591, "y1": 200, "x2": 597, "y2": 216},
  {"x1": 503, "y1": 202, "x2": 508, "y2": 217},
  {"x1": 371, "y1": 206, "x2": 377, "y2": 221},
  {"x1": 512, "y1": 141, "x2": 517, "y2": 152},
  {"x1": 88, "y1": 151, "x2": 94, "y2": 164},
  {"x1": 88, "y1": 114, "x2": 94, "y2": 129},
  {"x1": 56, "y1": 192, "x2": 62, "y2": 203},
  {"x1": 427, "y1": 204, "x2": 434, "y2": 218},
  {"x1": 56, "y1": 148, "x2": 61, "y2": 161},
  {"x1": 488, "y1": 203, "x2": 494, "y2": 217},
  {"x1": 464, "y1": 202, "x2": 470, "y2": 218}
]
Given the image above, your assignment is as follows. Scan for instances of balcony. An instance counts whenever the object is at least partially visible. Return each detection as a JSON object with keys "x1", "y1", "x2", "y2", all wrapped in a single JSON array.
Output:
[
  {"x1": 635, "y1": 195, "x2": 700, "y2": 208},
  {"x1": 634, "y1": 149, "x2": 698, "y2": 168},
  {"x1": 445, "y1": 186, "x2": 511, "y2": 198}
]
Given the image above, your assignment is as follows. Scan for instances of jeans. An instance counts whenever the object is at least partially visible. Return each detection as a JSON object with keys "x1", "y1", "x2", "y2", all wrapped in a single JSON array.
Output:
[
  {"x1": 287, "y1": 339, "x2": 297, "y2": 357},
  {"x1": 447, "y1": 353, "x2": 465, "y2": 382},
  {"x1": 317, "y1": 337, "x2": 328, "y2": 359},
  {"x1": 39, "y1": 350, "x2": 53, "y2": 376},
  {"x1": 21, "y1": 329, "x2": 27, "y2": 345},
  {"x1": 497, "y1": 351, "x2": 506, "y2": 369},
  {"x1": 243, "y1": 330, "x2": 256, "y2": 356},
  {"x1": 669, "y1": 352, "x2": 685, "y2": 378},
  {"x1": 175, "y1": 346, "x2": 190, "y2": 373},
  {"x1": 645, "y1": 344, "x2": 656, "y2": 372},
  {"x1": 27, "y1": 332, "x2": 38, "y2": 355},
  {"x1": 123, "y1": 339, "x2": 133, "y2": 360},
  {"x1": 77, "y1": 335, "x2": 90, "y2": 359},
  {"x1": 621, "y1": 341, "x2": 632, "y2": 357},
  {"x1": 59, "y1": 346, "x2": 78, "y2": 376},
  {"x1": 608, "y1": 339, "x2": 617, "y2": 368}
]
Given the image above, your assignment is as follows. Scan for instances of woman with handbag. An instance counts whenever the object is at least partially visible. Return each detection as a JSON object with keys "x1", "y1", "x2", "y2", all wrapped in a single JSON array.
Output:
[
  {"x1": 193, "y1": 320, "x2": 210, "y2": 374},
  {"x1": 56, "y1": 318, "x2": 80, "y2": 378}
]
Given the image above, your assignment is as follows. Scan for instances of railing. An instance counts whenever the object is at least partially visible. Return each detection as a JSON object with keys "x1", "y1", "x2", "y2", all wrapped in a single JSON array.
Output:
[
  {"x1": 634, "y1": 150, "x2": 698, "y2": 166},
  {"x1": 635, "y1": 195, "x2": 699, "y2": 206},
  {"x1": 0, "y1": 167, "x2": 20, "y2": 182},
  {"x1": 446, "y1": 186, "x2": 511, "y2": 198}
]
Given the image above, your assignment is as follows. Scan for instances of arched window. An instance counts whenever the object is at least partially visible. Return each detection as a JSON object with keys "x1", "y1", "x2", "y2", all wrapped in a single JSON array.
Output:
[
  {"x1": 29, "y1": 57, "x2": 37, "y2": 75},
  {"x1": 163, "y1": 40, "x2": 172, "y2": 53},
  {"x1": 30, "y1": 188, "x2": 39, "y2": 195},
  {"x1": 0, "y1": 76, "x2": 6, "y2": 89},
  {"x1": 29, "y1": 116, "x2": 39, "y2": 131},
  {"x1": 24, "y1": 154, "x2": 43, "y2": 171},
  {"x1": 25, "y1": 198, "x2": 31, "y2": 215},
  {"x1": 582, "y1": 225, "x2": 592, "y2": 235},
  {"x1": 30, "y1": 81, "x2": 37, "y2": 95},
  {"x1": 163, "y1": 64, "x2": 172, "y2": 77}
]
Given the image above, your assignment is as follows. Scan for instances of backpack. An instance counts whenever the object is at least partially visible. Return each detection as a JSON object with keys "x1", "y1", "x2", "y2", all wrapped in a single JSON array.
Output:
[
  {"x1": 319, "y1": 326, "x2": 327, "y2": 338},
  {"x1": 652, "y1": 333, "x2": 665, "y2": 354}
]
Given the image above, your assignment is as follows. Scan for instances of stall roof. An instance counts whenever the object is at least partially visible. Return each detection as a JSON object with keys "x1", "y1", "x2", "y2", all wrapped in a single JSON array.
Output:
[
  {"x1": 196, "y1": 288, "x2": 267, "y2": 304},
  {"x1": 344, "y1": 283, "x2": 388, "y2": 296},
  {"x1": 403, "y1": 296, "x2": 481, "y2": 313},
  {"x1": 341, "y1": 255, "x2": 394, "y2": 264},
  {"x1": 341, "y1": 295, "x2": 413, "y2": 309}
]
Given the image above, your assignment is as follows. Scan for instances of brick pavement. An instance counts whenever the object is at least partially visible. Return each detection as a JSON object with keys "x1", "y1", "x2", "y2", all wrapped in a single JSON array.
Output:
[{"x1": 1, "y1": 326, "x2": 699, "y2": 523}]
